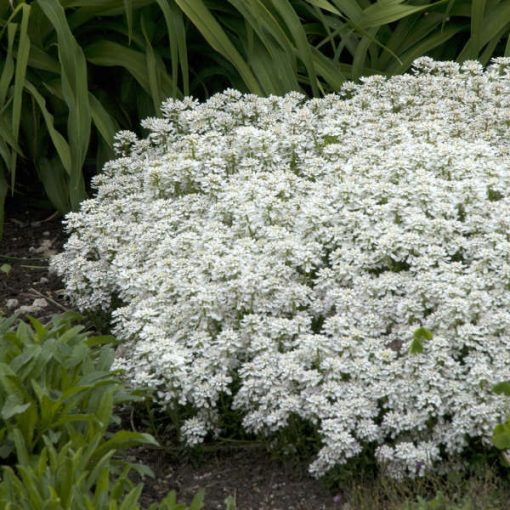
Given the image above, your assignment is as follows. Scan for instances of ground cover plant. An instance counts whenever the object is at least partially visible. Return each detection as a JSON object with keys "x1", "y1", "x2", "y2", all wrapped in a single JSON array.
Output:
[{"x1": 52, "y1": 57, "x2": 510, "y2": 481}]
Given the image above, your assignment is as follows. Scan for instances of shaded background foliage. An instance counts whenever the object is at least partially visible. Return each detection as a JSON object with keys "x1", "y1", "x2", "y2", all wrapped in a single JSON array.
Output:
[{"x1": 1, "y1": 0, "x2": 510, "y2": 236}]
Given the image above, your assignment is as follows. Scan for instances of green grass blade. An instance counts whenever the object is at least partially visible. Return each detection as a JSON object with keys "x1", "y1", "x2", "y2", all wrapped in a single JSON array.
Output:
[
  {"x1": 37, "y1": 0, "x2": 90, "y2": 210},
  {"x1": 471, "y1": 0, "x2": 488, "y2": 55},
  {"x1": 9, "y1": 3, "x2": 31, "y2": 190},
  {"x1": 141, "y1": 14, "x2": 165, "y2": 112},
  {"x1": 85, "y1": 40, "x2": 152, "y2": 93},
  {"x1": 27, "y1": 45, "x2": 60, "y2": 73},
  {"x1": 505, "y1": 33, "x2": 510, "y2": 56},
  {"x1": 123, "y1": 0, "x2": 133, "y2": 43},
  {"x1": 0, "y1": 166, "x2": 7, "y2": 240},
  {"x1": 305, "y1": 0, "x2": 343, "y2": 17},
  {"x1": 24, "y1": 80, "x2": 72, "y2": 174},
  {"x1": 175, "y1": 0, "x2": 263, "y2": 94},
  {"x1": 0, "y1": 109, "x2": 23, "y2": 156},
  {"x1": 36, "y1": 158, "x2": 71, "y2": 214},
  {"x1": 155, "y1": 0, "x2": 189, "y2": 97},
  {"x1": 329, "y1": 0, "x2": 363, "y2": 20},
  {"x1": 387, "y1": 25, "x2": 461, "y2": 73},
  {"x1": 88, "y1": 92, "x2": 119, "y2": 150},
  {"x1": 359, "y1": 0, "x2": 447, "y2": 29},
  {"x1": 0, "y1": 23, "x2": 16, "y2": 106},
  {"x1": 267, "y1": 0, "x2": 320, "y2": 96}
]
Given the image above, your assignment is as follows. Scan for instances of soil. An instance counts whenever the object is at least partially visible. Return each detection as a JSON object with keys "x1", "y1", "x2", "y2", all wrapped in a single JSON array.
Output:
[{"x1": 0, "y1": 203, "x2": 342, "y2": 510}]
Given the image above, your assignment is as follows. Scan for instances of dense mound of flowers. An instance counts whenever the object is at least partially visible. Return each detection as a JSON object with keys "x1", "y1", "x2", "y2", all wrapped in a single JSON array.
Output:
[{"x1": 52, "y1": 58, "x2": 510, "y2": 478}]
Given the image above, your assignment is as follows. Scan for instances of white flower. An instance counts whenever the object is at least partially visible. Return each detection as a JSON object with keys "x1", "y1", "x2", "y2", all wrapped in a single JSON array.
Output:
[{"x1": 51, "y1": 58, "x2": 510, "y2": 478}]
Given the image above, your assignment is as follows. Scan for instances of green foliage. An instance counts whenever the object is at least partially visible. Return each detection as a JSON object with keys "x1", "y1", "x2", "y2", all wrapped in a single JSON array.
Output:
[
  {"x1": 2, "y1": 1, "x2": 510, "y2": 235},
  {"x1": 0, "y1": 313, "x2": 212, "y2": 509},
  {"x1": 409, "y1": 327, "x2": 433, "y2": 354},
  {"x1": 0, "y1": 312, "x2": 146, "y2": 462},
  {"x1": 0, "y1": 436, "x2": 207, "y2": 509},
  {"x1": 492, "y1": 381, "x2": 510, "y2": 458},
  {"x1": 0, "y1": 439, "x2": 146, "y2": 510}
]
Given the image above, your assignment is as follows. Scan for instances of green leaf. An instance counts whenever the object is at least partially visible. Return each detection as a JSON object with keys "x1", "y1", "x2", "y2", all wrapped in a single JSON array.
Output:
[
  {"x1": 175, "y1": 0, "x2": 263, "y2": 94},
  {"x1": 88, "y1": 93, "x2": 119, "y2": 150},
  {"x1": 27, "y1": 316, "x2": 47, "y2": 343},
  {"x1": 189, "y1": 489, "x2": 205, "y2": 510},
  {"x1": 409, "y1": 327, "x2": 433, "y2": 354},
  {"x1": 37, "y1": 0, "x2": 90, "y2": 210},
  {"x1": 119, "y1": 484, "x2": 144, "y2": 510},
  {"x1": 36, "y1": 158, "x2": 71, "y2": 214},
  {"x1": 493, "y1": 421, "x2": 510, "y2": 450},
  {"x1": 155, "y1": 0, "x2": 189, "y2": 96},
  {"x1": 1, "y1": 395, "x2": 31, "y2": 420},
  {"x1": 90, "y1": 431, "x2": 159, "y2": 465},
  {"x1": 0, "y1": 263, "x2": 11, "y2": 274},
  {"x1": 24, "y1": 80, "x2": 72, "y2": 174},
  {"x1": 9, "y1": 3, "x2": 31, "y2": 190},
  {"x1": 414, "y1": 327, "x2": 433, "y2": 342},
  {"x1": 493, "y1": 381, "x2": 510, "y2": 396},
  {"x1": 10, "y1": 427, "x2": 30, "y2": 466}
]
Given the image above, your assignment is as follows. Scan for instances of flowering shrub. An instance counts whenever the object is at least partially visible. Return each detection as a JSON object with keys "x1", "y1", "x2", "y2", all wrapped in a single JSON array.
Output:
[{"x1": 52, "y1": 57, "x2": 510, "y2": 479}]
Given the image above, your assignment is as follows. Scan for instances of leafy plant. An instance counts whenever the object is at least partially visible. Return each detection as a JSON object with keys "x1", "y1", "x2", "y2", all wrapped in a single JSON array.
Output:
[
  {"x1": 0, "y1": 313, "x2": 214, "y2": 509},
  {"x1": 0, "y1": 312, "x2": 152, "y2": 462},
  {"x1": 0, "y1": 437, "x2": 206, "y2": 510}
]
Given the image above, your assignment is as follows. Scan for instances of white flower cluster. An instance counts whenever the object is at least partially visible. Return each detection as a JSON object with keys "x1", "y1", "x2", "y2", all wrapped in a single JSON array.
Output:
[{"x1": 51, "y1": 57, "x2": 510, "y2": 478}]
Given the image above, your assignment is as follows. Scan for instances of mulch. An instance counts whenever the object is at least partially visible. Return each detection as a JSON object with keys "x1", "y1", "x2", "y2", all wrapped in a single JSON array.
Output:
[{"x1": 0, "y1": 203, "x2": 342, "y2": 510}]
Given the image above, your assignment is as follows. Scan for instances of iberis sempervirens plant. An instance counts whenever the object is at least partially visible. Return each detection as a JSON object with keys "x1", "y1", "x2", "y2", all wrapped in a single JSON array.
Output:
[{"x1": 52, "y1": 58, "x2": 510, "y2": 479}]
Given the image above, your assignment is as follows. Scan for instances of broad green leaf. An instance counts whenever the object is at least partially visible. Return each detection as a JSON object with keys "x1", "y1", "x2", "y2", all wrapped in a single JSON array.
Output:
[
  {"x1": 471, "y1": 0, "x2": 487, "y2": 54},
  {"x1": 305, "y1": 0, "x2": 343, "y2": 16},
  {"x1": 0, "y1": 23, "x2": 16, "y2": 106},
  {"x1": 0, "y1": 263, "x2": 11, "y2": 274},
  {"x1": 123, "y1": 0, "x2": 133, "y2": 43},
  {"x1": 85, "y1": 40, "x2": 152, "y2": 93},
  {"x1": 27, "y1": 316, "x2": 47, "y2": 343},
  {"x1": 10, "y1": 428, "x2": 30, "y2": 466},
  {"x1": 414, "y1": 327, "x2": 433, "y2": 341},
  {"x1": 141, "y1": 14, "x2": 165, "y2": 113},
  {"x1": 359, "y1": 0, "x2": 447, "y2": 29},
  {"x1": 27, "y1": 45, "x2": 60, "y2": 73},
  {"x1": 267, "y1": 0, "x2": 320, "y2": 95}
]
